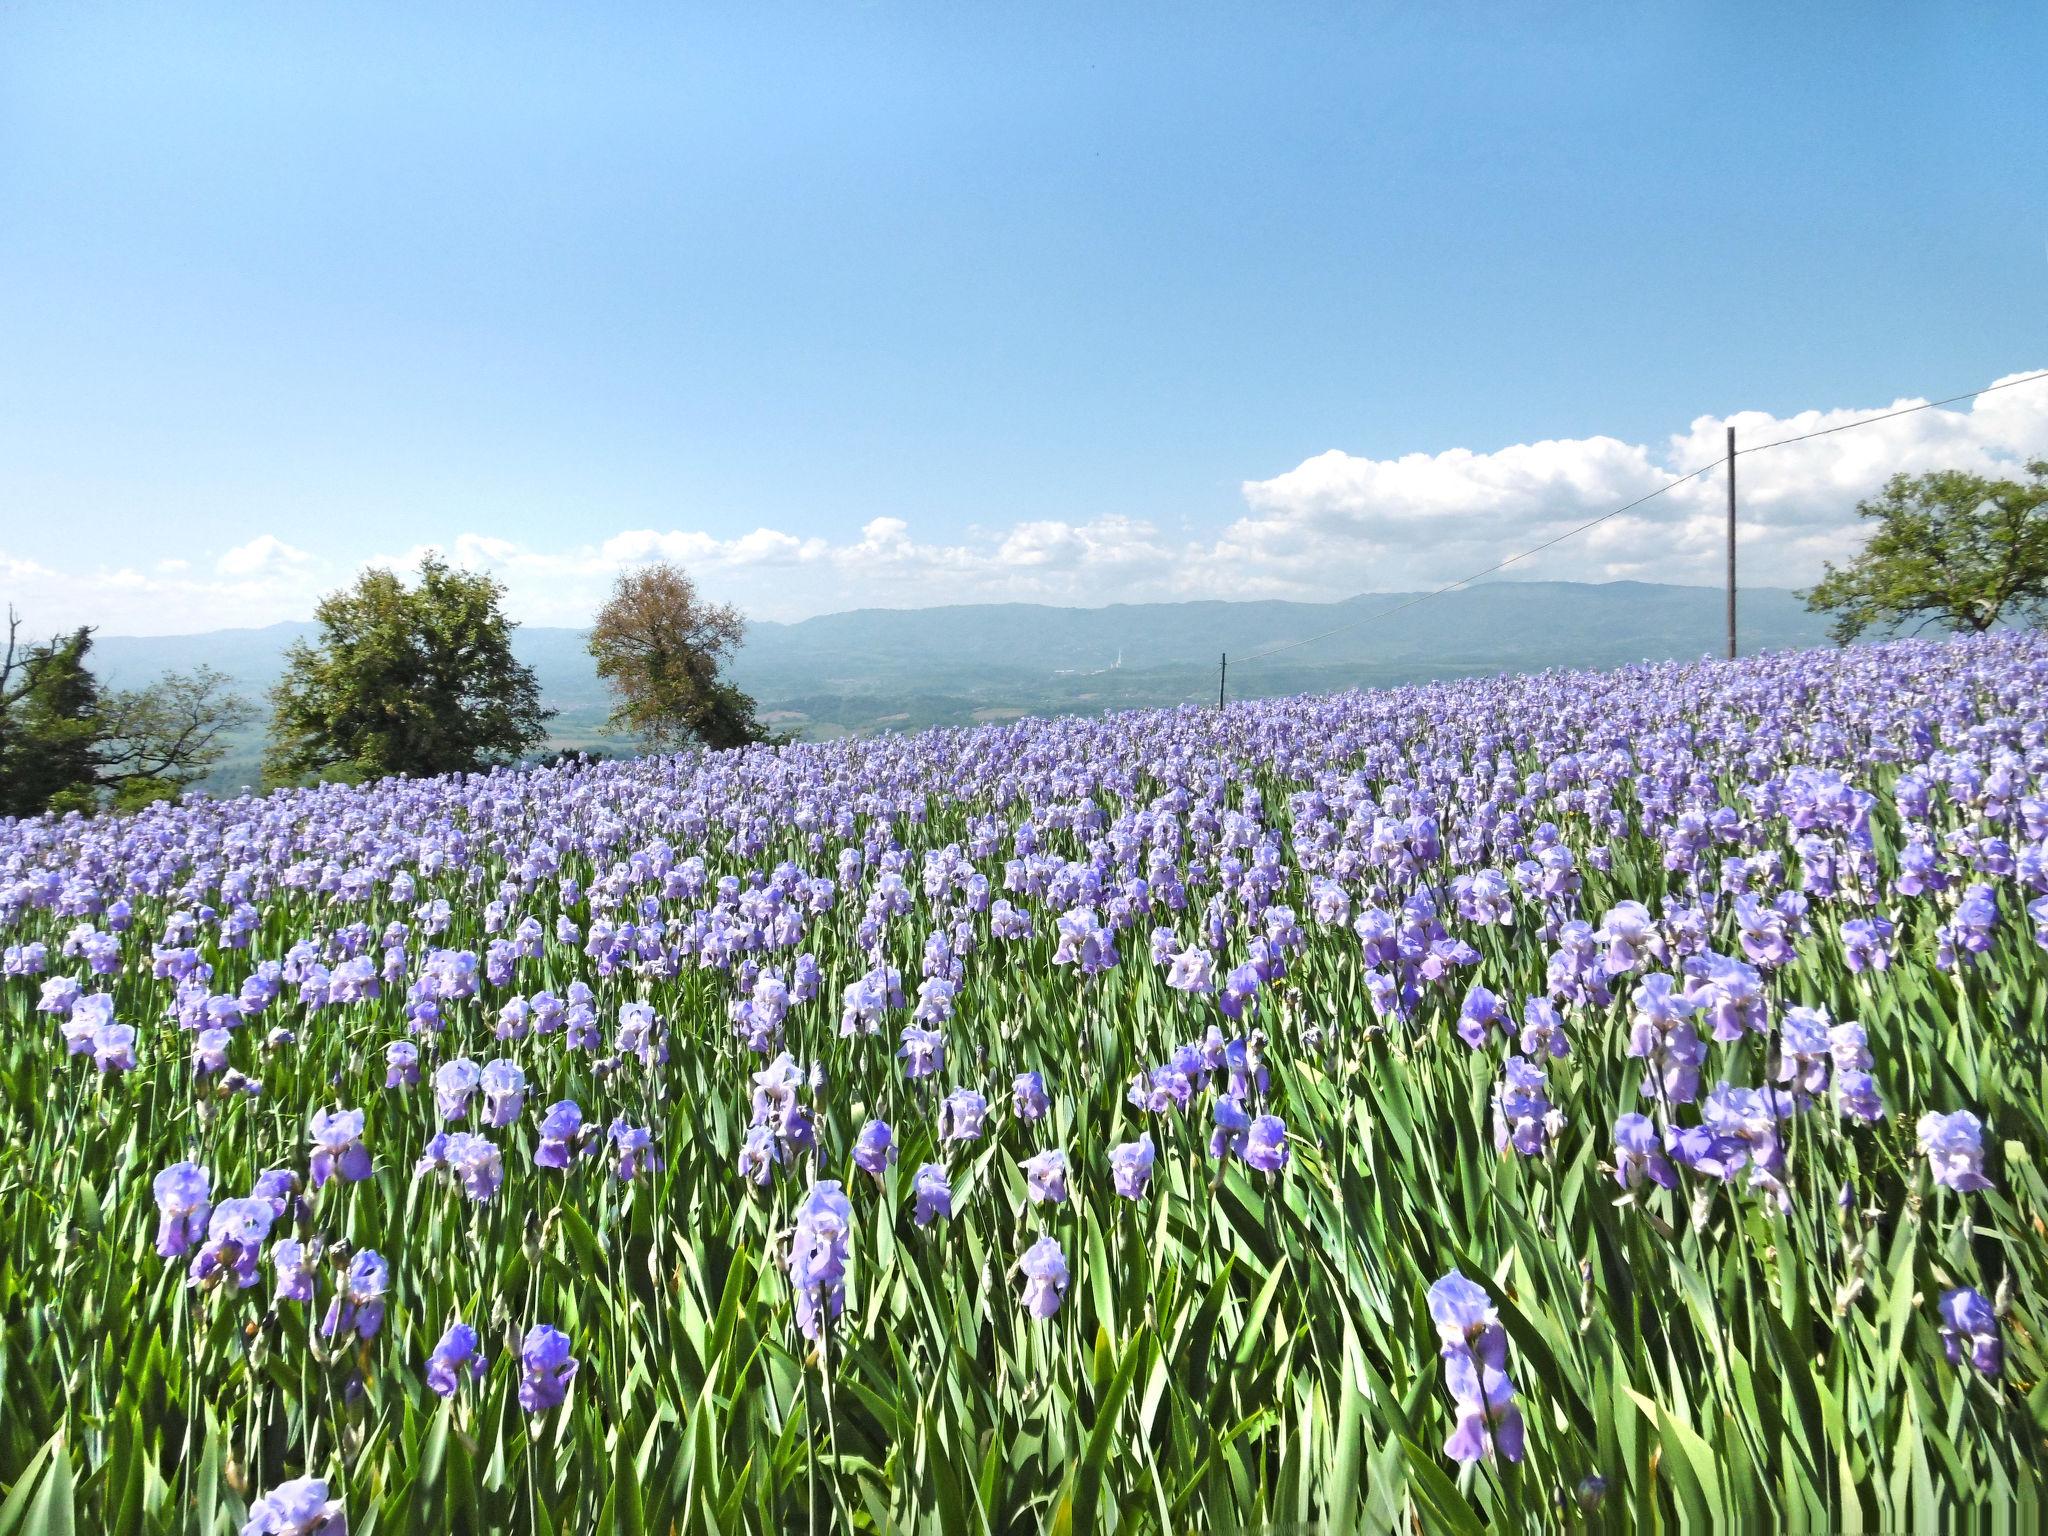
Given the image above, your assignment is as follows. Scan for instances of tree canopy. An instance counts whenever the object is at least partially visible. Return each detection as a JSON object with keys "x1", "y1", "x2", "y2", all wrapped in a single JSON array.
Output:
[
  {"x1": 0, "y1": 610, "x2": 254, "y2": 817},
  {"x1": 1804, "y1": 461, "x2": 2048, "y2": 643},
  {"x1": 588, "y1": 562, "x2": 781, "y2": 751},
  {"x1": 267, "y1": 554, "x2": 552, "y2": 782}
]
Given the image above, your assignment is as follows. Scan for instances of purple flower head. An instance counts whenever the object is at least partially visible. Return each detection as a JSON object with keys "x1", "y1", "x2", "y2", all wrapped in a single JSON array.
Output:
[
  {"x1": 1693, "y1": 953, "x2": 1768, "y2": 1043},
  {"x1": 385, "y1": 1040, "x2": 421, "y2": 1089},
  {"x1": 1612, "y1": 1112, "x2": 1677, "y2": 1191},
  {"x1": 1019, "y1": 1234, "x2": 1068, "y2": 1319},
  {"x1": 1441, "y1": 1353, "x2": 1527, "y2": 1465},
  {"x1": 426, "y1": 1321, "x2": 487, "y2": 1397},
  {"x1": 1165, "y1": 944, "x2": 1216, "y2": 994},
  {"x1": 320, "y1": 1248, "x2": 390, "y2": 1343},
  {"x1": 1775, "y1": 1007, "x2": 1833, "y2": 1099},
  {"x1": 1012, "y1": 1070, "x2": 1051, "y2": 1122},
  {"x1": 1492, "y1": 1056, "x2": 1558, "y2": 1158},
  {"x1": 152, "y1": 1162, "x2": 212, "y2": 1258},
  {"x1": 912, "y1": 1161, "x2": 952, "y2": 1224},
  {"x1": 1244, "y1": 1114, "x2": 1289, "y2": 1174},
  {"x1": 940, "y1": 1088, "x2": 989, "y2": 1144},
  {"x1": 239, "y1": 1477, "x2": 346, "y2": 1536},
  {"x1": 1456, "y1": 985, "x2": 1511, "y2": 1050},
  {"x1": 1108, "y1": 1133, "x2": 1155, "y2": 1199},
  {"x1": 1917, "y1": 1110, "x2": 1993, "y2": 1193},
  {"x1": 1593, "y1": 899, "x2": 1661, "y2": 975},
  {"x1": 898, "y1": 1025, "x2": 946, "y2": 1081},
  {"x1": 1209, "y1": 1093, "x2": 1252, "y2": 1160},
  {"x1": 535, "y1": 1100, "x2": 586, "y2": 1169},
  {"x1": 1937, "y1": 1288, "x2": 2002, "y2": 1376},
  {"x1": 788, "y1": 1179, "x2": 854, "y2": 1342},
  {"x1": 518, "y1": 1324, "x2": 579, "y2": 1412},
  {"x1": 271, "y1": 1238, "x2": 318, "y2": 1305},
  {"x1": 1518, "y1": 998, "x2": 1569, "y2": 1060},
  {"x1": 193, "y1": 1026, "x2": 232, "y2": 1076},
  {"x1": 92, "y1": 1023, "x2": 138, "y2": 1073},
  {"x1": 308, "y1": 1108, "x2": 372, "y2": 1189},
  {"x1": 1021, "y1": 1148, "x2": 1070, "y2": 1204},
  {"x1": 608, "y1": 1118, "x2": 661, "y2": 1182},
  {"x1": 737, "y1": 1125, "x2": 781, "y2": 1186},
  {"x1": 480, "y1": 1059, "x2": 527, "y2": 1128},
  {"x1": 189, "y1": 1196, "x2": 275, "y2": 1290},
  {"x1": 853, "y1": 1118, "x2": 897, "y2": 1180},
  {"x1": 1839, "y1": 915, "x2": 1894, "y2": 974},
  {"x1": 432, "y1": 1058, "x2": 482, "y2": 1121},
  {"x1": 1425, "y1": 1271, "x2": 1502, "y2": 1355}
]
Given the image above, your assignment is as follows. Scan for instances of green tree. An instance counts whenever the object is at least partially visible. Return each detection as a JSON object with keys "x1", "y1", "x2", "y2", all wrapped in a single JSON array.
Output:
[
  {"x1": 0, "y1": 615, "x2": 102, "y2": 816},
  {"x1": 587, "y1": 562, "x2": 784, "y2": 751},
  {"x1": 0, "y1": 611, "x2": 251, "y2": 817},
  {"x1": 267, "y1": 554, "x2": 553, "y2": 783},
  {"x1": 95, "y1": 666, "x2": 256, "y2": 807},
  {"x1": 1804, "y1": 461, "x2": 2048, "y2": 643}
]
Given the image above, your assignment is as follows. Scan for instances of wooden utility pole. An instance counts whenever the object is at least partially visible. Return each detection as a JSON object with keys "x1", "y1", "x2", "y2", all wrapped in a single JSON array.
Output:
[
  {"x1": 1725, "y1": 424, "x2": 1737, "y2": 660},
  {"x1": 1218, "y1": 653, "x2": 1227, "y2": 709}
]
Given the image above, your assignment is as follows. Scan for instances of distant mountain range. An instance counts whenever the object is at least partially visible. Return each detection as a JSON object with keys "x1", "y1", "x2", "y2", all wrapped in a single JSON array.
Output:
[{"x1": 85, "y1": 579, "x2": 1835, "y2": 785}]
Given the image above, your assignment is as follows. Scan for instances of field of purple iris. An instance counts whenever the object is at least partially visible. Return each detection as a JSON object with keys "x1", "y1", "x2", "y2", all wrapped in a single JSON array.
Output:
[{"x1": 3, "y1": 632, "x2": 2046, "y2": 1532}]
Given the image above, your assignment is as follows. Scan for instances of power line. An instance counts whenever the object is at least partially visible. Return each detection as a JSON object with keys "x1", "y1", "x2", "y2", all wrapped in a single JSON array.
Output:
[{"x1": 1224, "y1": 368, "x2": 2048, "y2": 674}]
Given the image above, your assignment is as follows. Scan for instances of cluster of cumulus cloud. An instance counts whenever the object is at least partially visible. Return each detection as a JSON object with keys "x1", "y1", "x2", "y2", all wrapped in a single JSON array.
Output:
[{"x1": 6, "y1": 371, "x2": 2044, "y2": 635}]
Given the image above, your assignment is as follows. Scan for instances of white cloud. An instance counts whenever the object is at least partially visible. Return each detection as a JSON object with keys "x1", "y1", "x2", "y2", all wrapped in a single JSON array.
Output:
[
  {"x1": 5, "y1": 372, "x2": 2044, "y2": 635},
  {"x1": 216, "y1": 534, "x2": 313, "y2": 578},
  {"x1": 1216, "y1": 372, "x2": 2048, "y2": 598}
]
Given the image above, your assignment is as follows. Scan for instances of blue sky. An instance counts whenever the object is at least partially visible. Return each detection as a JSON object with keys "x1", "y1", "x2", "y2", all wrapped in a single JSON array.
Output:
[{"x1": 2, "y1": 3, "x2": 2045, "y2": 633}]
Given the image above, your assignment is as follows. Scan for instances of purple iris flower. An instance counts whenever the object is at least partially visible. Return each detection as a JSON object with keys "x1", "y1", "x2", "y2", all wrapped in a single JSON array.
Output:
[
  {"x1": 1593, "y1": 900, "x2": 1660, "y2": 974},
  {"x1": 1166, "y1": 945, "x2": 1216, "y2": 994},
  {"x1": 386, "y1": 1037, "x2": 421, "y2": 1084},
  {"x1": 912, "y1": 1162, "x2": 952, "y2": 1224},
  {"x1": 1612, "y1": 1113, "x2": 1677, "y2": 1190},
  {"x1": 737, "y1": 1125, "x2": 780, "y2": 1186},
  {"x1": 1457, "y1": 985, "x2": 1511, "y2": 1050},
  {"x1": 608, "y1": 1118, "x2": 661, "y2": 1181},
  {"x1": 1244, "y1": 1114, "x2": 1289, "y2": 1173},
  {"x1": 1426, "y1": 1270, "x2": 1524, "y2": 1464},
  {"x1": 535, "y1": 1100, "x2": 586, "y2": 1169},
  {"x1": 1839, "y1": 916, "x2": 1894, "y2": 973},
  {"x1": 92, "y1": 1023, "x2": 138, "y2": 1073},
  {"x1": 853, "y1": 1119, "x2": 897, "y2": 1180},
  {"x1": 940, "y1": 1089, "x2": 989, "y2": 1144},
  {"x1": 1775, "y1": 1007, "x2": 1833, "y2": 1099},
  {"x1": 189, "y1": 1197, "x2": 274, "y2": 1290},
  {"x1": 1012, "y1": 1071, "x2": 1051, "y2": 1122},
  {"x1": 433, "y1": 1058, "x2": 482, "y2": 1121},
  {"x1": 480, "y1": 1059, "x2": 527, "y2": 1127},
  {"x1": 1108, "y1": 1133, "x2": 1155, "y2": 1199},
  {"x1": 518, "y1": 1324, "x2": 579, "y2": 1412},
  {"x1": 787, "y1": 1180, "x2": 854, "y2": 1342},
  {"x1": 308, "y1": 1108, "x2": 372, "y2": 1188},
  {"x1": 1492, "y1": 1057, "x2": 1558, "y2": 1158},
  {"x1": 320, "y1": 1248, "x2": 390, "y2": 1343},
  {"x1": 271, "y1": 1238, "x2": 318, "y2": 1305},
  {"x1": 898, "y1": 1025, "x2": 946, "y2": 1081},
  {"x1": 426, "y1": 1321, "x2": 487, "y2": 1397},
  {"x1": 1938, "y1": 1288, "x2": 2002, "y2": 1376},
  {"x1": 1021, "y1": 1148, "x2": 1070, "y2": 1204},
  {"x1": 153, "y1": 1162, "x2": 211, "y2": 1258},
  {"x1": 238, "y1": 1476, "x2": 346, "y2": 1536},
  {"x1": 1518, "y1": 998, "x2": 1569, "y2": 1059},
  {"x1": 1019, "y1": 1234, "x2": 1068, "y2": 1319},
  {"x1": 1917, "y1": 1111, "x2": 1994, "y2": 1192},
  {"x1": 1210, "y1": 1094, "x2": 1251, "y2": 1160},
  {"x1": 192, "y1": 1026, "x2": 232, "y2": 1076}
]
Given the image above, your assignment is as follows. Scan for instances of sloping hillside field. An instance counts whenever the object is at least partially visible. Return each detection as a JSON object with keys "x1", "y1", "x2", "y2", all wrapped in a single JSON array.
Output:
[{"x1": 5, "y1": 635, "x2": 2047, "y2": 1531}]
